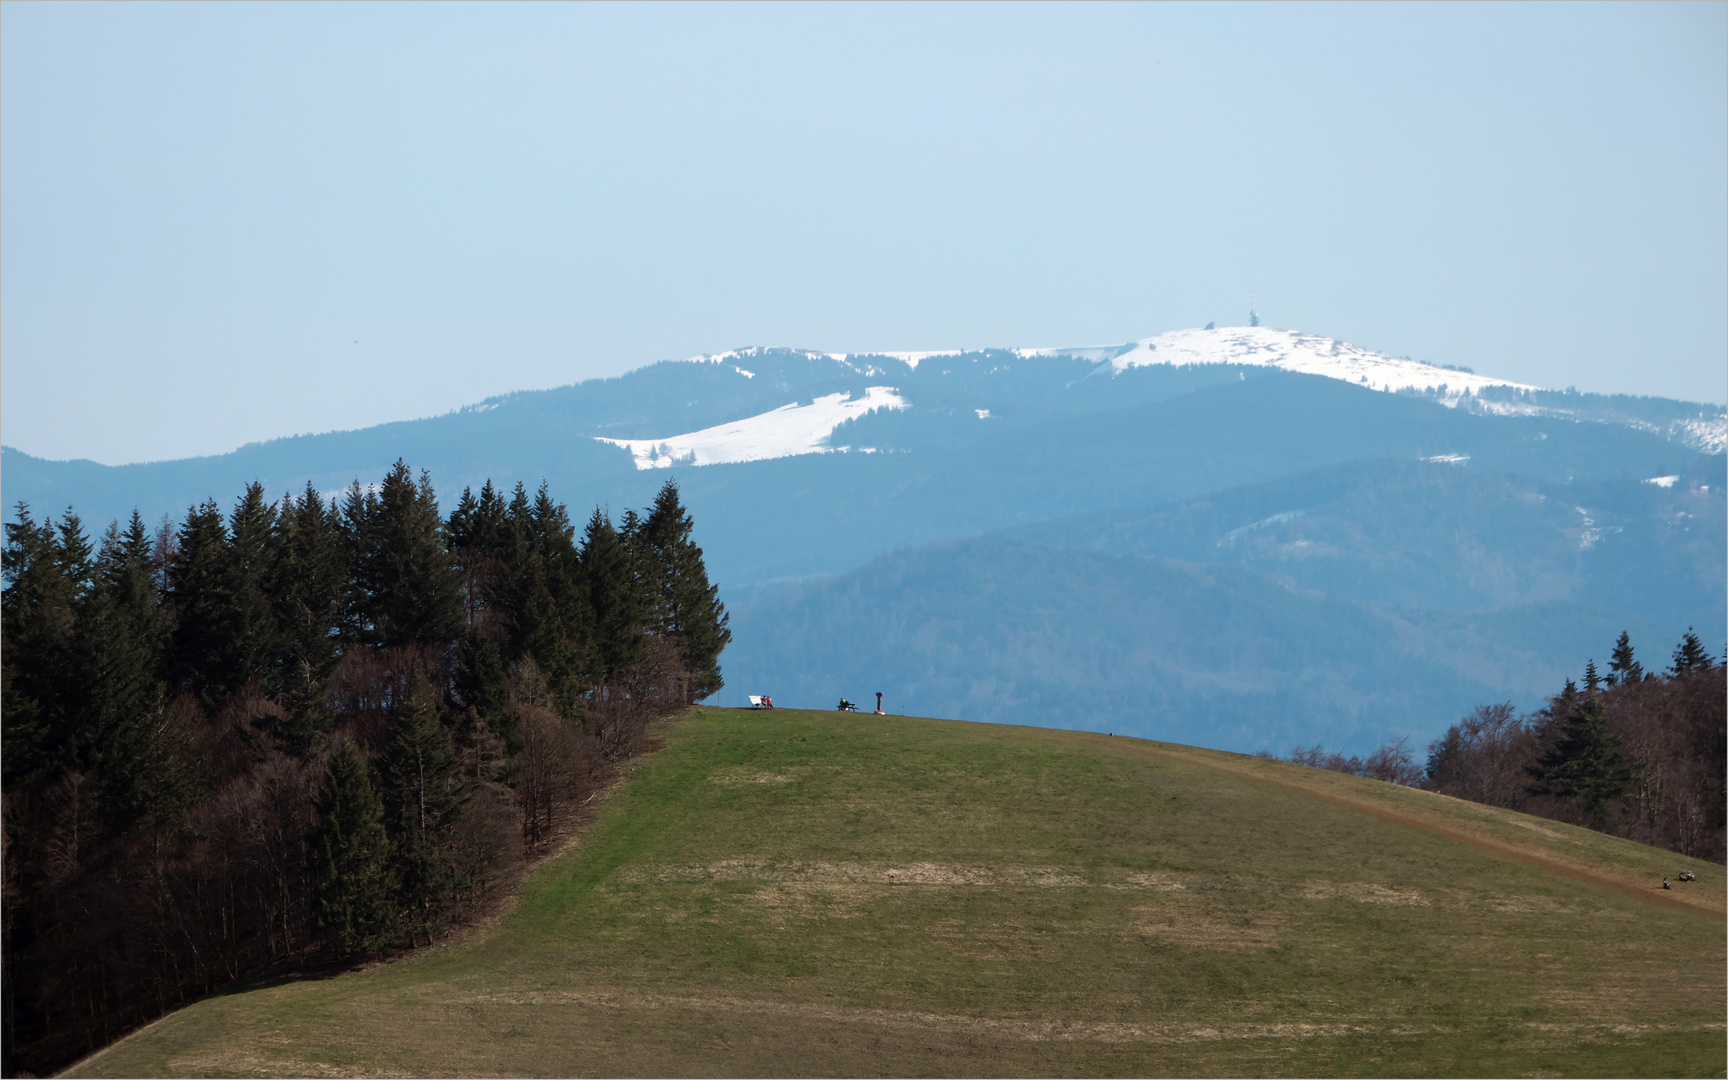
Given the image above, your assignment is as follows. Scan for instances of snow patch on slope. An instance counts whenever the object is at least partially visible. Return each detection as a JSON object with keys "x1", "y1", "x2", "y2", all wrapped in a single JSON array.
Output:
[
  {"x1": 1106, "y1": 327, "x2": 1538, "y2": 401},
  {"x1": 1670, "y1": 417, "x2": 1727, "y2": 455},
  {"x1": 596, "y1": 387, "x2": 908, "y2": 470}
]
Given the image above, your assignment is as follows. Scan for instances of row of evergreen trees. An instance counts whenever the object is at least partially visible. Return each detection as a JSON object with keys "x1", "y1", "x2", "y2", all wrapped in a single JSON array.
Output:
[{"x1": 1, "y1": 464, "x2": 729, "y2": 1077}]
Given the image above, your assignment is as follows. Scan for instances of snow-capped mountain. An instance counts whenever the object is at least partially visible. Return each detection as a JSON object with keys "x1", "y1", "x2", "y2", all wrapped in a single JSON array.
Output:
[
  {"x1": 1103, "y1": 327, "x2": 1534, "y2": 396},
  {"x1": 600, "y1": 326, "x2": 1723, "y2": 467}
]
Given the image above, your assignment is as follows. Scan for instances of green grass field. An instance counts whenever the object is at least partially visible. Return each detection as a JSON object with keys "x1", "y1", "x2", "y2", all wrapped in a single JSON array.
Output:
[{"x1": 70, "y1": 707, "x2": 1725, "y2": 1078}]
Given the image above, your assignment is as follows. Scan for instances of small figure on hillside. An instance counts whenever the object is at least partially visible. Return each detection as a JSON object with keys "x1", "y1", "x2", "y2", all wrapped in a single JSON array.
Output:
[
  {"x1": 875, "y1": 691, "x2": 885, "y2": 716},
  {"x1": 1678, "y1": 871, "x2": 1696, "y2": 882},
  {"x1": 1662, "y1": 879, "x2": 1671, "y2": 890},
  {"x1": 838, "y1": 698, "x2": 859, "y2": 712}
]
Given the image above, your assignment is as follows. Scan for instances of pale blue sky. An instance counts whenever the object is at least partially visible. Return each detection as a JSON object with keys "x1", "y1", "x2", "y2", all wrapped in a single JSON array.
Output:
[{"x1": 3, "y1": 1, "x2": 1724, "y2": 465}]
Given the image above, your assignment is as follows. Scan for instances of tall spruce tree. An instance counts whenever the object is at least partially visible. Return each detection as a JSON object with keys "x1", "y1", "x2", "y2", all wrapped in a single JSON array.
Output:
[
  {"x1": 336, "y1": 480, "x2": 380, "y2": 642},
  {"x1": 1607, "y1": 631, "x2": 1643, "y2": 686},
  {"x1": 359, "y1": 462, "x2": 465, "y2": 648},
  {"x1": 379, "y1": 676, "x2": 462, "y2": 945},
  {"x1": 168, "y1": 499, "x2": 235, "y2": 708},
  {"x1": 78, "y1": 515, "x2": 184, "y2": 831},
  {"x1": 448, "y1": 480, "x2": 510, "y2": 632},
  {"x1": 226, "y1": 483, "x2": 283, "y2": 695},
  {"x1": 638, "y1": 479, "x2": 729, "y2": 701},
  {"x1": 310, "y1": 740, "x2": 394, "y2": 959},
  {"x1": 529, "y1": 484, "x2": 591, "y2": 713},
  {"x1": 271, "y1": 483, "x2": 344, "y2": 680},
  {"x1": 2, "y1": 506, "x2": 88, "y2": 781},
  {"x1": 270, "y1": 483, "x2": 345, "y2": 756},
  {"x1": 1528, "y1": 694, "x2": 1632, "y2": 828},
  {"x1": 581, "y1": 507, "x2": 642, "y2": 686},
  {"x1": 1669, "y1": 628, "x2": 1714, "y2": 676}
]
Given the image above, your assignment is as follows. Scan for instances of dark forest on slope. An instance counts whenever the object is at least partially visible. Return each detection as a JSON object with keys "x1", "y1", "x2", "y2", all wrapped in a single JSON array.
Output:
[{"x1": 1, "y1": 465, "x2": 729, "y2": 1077}]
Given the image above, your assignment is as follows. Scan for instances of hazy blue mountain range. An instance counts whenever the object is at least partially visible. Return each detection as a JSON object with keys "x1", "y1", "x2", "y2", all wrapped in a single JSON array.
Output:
[
  {"x1": 1003, "y1": 458, "x2": 1726, "y2": 627},
  {"x1": 721, "y1": 537, "x2": 1675, "y2": 754},
  {"x1": 5, "y1": 327, "x2": 1723, "y2": 752},
  {"x1": 723, "y1": 458, "x2": 1722, "y2": 752}
]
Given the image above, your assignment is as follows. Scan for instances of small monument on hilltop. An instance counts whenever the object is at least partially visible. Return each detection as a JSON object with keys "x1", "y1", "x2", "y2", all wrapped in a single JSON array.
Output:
[{"x1": 875, "y1": 691, "x2": 885, "y2": 716}]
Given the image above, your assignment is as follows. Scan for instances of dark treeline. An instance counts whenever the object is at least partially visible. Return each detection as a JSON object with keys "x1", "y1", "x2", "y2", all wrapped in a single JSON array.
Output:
[
  {"x1": 2, "y1": 463, "x2": 729, "y2": 1077},
  {"x1": 1281, "y1": 630, "x2": 1725, "y2": 863}
]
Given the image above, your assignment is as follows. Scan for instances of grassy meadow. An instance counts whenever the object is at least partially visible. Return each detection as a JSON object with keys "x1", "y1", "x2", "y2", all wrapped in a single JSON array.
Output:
[{"x1": 70, "y1": 707, "x2": 1725, "y2": 1078}]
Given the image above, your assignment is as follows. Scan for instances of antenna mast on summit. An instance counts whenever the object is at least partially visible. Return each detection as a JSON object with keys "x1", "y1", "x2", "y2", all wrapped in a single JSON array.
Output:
[{"x1": 1249, "y1": 290, "x2": 1259, "y2": 328}]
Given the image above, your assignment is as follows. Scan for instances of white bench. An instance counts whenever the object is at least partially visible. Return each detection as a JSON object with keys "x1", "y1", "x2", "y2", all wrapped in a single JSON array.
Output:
[{"x1": 747, "y1": 695, "x2": 774, "y2": 709}]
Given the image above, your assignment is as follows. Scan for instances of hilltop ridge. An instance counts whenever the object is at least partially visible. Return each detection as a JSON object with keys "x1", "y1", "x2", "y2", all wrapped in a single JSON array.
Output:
[{"x1": 70, "y1": 706, "x2": 1725, "y2": 1078}]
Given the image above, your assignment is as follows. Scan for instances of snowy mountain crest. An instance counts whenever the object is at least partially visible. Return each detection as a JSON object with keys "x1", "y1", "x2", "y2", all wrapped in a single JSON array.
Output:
[
  {"x1": 1100, "y1": 326, "x2": 1540, "y2": 400},
  {"x1": 630, "y1": 327, "x2": 1724, "y2": 466},
  {"x1": 682, "y1": 327, "x2": 1542, "y2": 402}
]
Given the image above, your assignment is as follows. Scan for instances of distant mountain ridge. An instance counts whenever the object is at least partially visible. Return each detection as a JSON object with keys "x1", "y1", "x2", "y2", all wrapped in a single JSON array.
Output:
[
  {"x1": 6, "y1": 325, "x2": 1721, "y2": 536},
  {"x1": 720, "y1": 457, "x2": 1721, "y2": 752},
  {"x1": 4, "y1": 324, "x2": 1722, "y2": 754}
]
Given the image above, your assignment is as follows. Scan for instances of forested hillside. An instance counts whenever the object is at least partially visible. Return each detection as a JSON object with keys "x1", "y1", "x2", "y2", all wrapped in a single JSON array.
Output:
[{"x1": 1, "y1": 465, "x2": 729, "y2": 1077}]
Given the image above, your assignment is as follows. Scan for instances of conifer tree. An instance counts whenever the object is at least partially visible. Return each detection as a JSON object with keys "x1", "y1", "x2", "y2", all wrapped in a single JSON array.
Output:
[
  {"x1": 448, "y1": 480, "x2": 510, "y2": 630},
  {"x1": 528, "y1": 483, "x2": 591, "y2": 712},
  {"x1": 380, "y1": 676, "x2": 462, "y2": 945},
  {"x1": 310, "y1": 739, "x2": 394, "y2": 959},
  {"x1": 278, "y1": 657, "x2": 336, "y2": 760},
  {"x1": 491, "y1": 482, "x2": 537, "y2": 643},
  {"x1": 168, "y1": 499, "x2": 235, "y2": 707},
  {"x1": 1669, "y1": 627, "x2": 1714, "y2": 676},
  {"x1": 2, "y1": 506, "x2": 87, "y2": 781},
  {"x1": 581, "y1": 507, "x2": 642, "y2": 686},
  {"x1": 360, "y1": 462, "x2": 465, "y2": 647},
  {"x1": 336, "y1": 479, "x2": 379, "y2": 642},
  {"x1": 78, "y1": 515, "x2": 181, "y2": 831},
  {"x1": 1583, "y1": 659, "x2": 1601, "y2": 694},
  {"x1": 270, "y1": 483, "x2": 345, "y2": 756},
  {"x1": 271, "y1": 482, "x2": 344, "y2": 682},
  {"x1": 639, "y1": 479, "x2": 729, "y2": 701},
  {"x1": 1528, "y1": 694, "x2": 1632, "y2": 828},
  {"x1": 455, "y1": 630, "x2": 509, "y2": 720},
  {"x1": 225, "y1": 483, "x2": 283, "y2": 694},
  {"x1": 1607, "y1": 631, "x2": 1642, "y2": 686},
  {"x1": 55, "y1": 508, "x2": 95, "y2": 595},
  {"x1": 165, "y1": 488, "x2": 284, "y2": 708}
]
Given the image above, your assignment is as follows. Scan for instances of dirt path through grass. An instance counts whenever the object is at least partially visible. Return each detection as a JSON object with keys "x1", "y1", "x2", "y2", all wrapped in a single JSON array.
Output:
[{"x1": 447, "y1": 986, "x2": 1723, "y2": 1045}]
